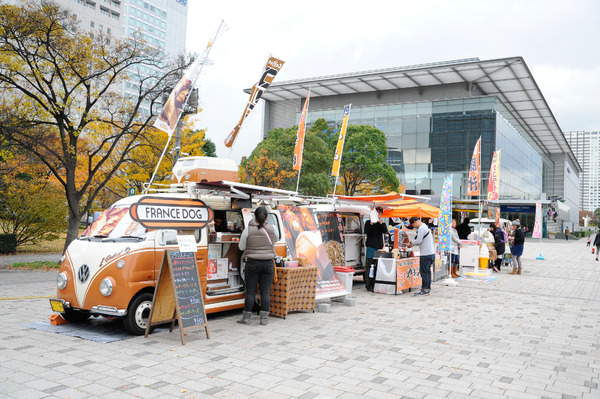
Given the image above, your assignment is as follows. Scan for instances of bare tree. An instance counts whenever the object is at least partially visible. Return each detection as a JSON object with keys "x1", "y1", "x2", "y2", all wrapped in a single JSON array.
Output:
[{"x1": 0, "y1": 1, "x2": 192, "y2": 252}]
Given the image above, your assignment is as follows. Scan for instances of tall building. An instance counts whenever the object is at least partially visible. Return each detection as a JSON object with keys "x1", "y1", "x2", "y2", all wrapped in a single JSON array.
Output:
[
  {"x1": 258, "y1": 57, "x2": 581, "y2": 231},
  {"x1": 54, "y1": 0, "x2": 188, "y2": 114},
  {"x1": 565, "y1": 130, "x2": 600, "y2": 212}
]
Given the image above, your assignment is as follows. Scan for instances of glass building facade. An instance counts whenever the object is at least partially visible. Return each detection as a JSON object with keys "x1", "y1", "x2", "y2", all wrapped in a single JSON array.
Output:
[{"x1": 303, "y1": 96, "x2": 551, "y2": 200}]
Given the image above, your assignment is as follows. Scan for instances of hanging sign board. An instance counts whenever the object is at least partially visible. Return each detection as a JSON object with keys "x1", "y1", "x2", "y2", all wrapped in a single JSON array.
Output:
[
  {"x1": 129, "y1": 197, "x2": 214, "y2": 229},
  {"x1": 145, "y1": 250, "x2": 209, "y2": 345}
]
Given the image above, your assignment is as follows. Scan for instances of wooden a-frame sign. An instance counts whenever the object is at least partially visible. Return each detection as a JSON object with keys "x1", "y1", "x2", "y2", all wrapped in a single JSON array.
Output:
[{"x1": 145, "y1": 250, "x2": 209, "y2": 345}]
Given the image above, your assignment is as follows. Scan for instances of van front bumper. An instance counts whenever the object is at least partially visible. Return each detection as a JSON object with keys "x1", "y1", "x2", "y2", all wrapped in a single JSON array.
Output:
[{"x1": 91, "y1": 305, "x2": 127, "y2": 317}]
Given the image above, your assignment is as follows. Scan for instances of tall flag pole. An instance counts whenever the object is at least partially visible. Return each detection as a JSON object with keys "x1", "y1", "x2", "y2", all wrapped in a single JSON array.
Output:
[
  {"x1": 147, "y1": 20, "x2": 227, "y2": 192},
  {"x1": 487, "y1": 149, "x2": 501, "y2": 201},
  {"x1": 293, "y1": 89, "x2": 311, "y2": 193},
  {"x1": 331, "y1": 104, "x2": 351, "y2": 197},
  {"x1": 224, "y1": 55, "x2": 285, "y2": 148},
  {"x1": 533, "y1": 200, "x2": 545, "y2": 260},
  {"x1": 154, "y1": 20, "x2": 226, "y2": 137},
  {"x1": 467, "y1": 136, "x2": 481, "y2": 229},
  {"x1": 439, "y1": 175, "x2": 456, "y2": 285}
]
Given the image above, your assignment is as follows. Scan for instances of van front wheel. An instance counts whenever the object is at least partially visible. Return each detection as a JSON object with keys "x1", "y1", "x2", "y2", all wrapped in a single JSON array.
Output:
[{"x1": 124, "y1": 293, "x2": 154, "y2": 335}]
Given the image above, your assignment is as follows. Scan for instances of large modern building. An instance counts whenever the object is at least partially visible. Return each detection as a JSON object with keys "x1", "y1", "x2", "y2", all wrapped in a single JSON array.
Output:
[
  {"x1": 565, "y1": 130, "x2": 600, "y2": 212},
  {"x1": 258, "y1": 57, "x2": 581, "y2": 231}
]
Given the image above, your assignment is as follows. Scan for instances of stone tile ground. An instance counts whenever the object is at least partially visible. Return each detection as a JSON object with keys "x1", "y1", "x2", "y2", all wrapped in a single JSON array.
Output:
[{"x1": 1, "y1": 237, "x2": 599, "y2": 398}]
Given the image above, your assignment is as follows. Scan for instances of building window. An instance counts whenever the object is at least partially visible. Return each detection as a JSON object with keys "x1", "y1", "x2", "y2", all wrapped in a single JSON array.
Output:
[
  {"x1": 111, "y1": 12, "x2": 119, "y2": 19},
  {"x1": 85, "y1": 0, "x2": 96, "y2": 9},
  {"x1": 90, "y1": 21, "x2": 95, "y2": 27},
  {"x1": 107, "y1": 27, "x2": 111, "y2": 34},
  {"x1": 100, "y1": 6, "x2": 109, "y2": 15}
]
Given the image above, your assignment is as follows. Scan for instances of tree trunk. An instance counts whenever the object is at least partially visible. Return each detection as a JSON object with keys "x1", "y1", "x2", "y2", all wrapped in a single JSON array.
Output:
[{"x1": 63, "y1": 204, "x2": 81, "y2": 255}]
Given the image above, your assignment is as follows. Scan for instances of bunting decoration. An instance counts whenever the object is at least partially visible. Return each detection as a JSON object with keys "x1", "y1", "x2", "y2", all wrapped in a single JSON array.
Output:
[
  {"x1": 467, "y1": 137, "x2": 481, "y2": 196},
  {"x1": 331, "y1": 104, "x2": 351, "y2": 177},
  {"x1": 487, "y1": 149, "x2": 501, "y2": 200},
  {"x1": 293, "y1": 90, "x2": 310, "y2": 171},
  {"x1": 224, "y1": 56, "x2": 285, "y2": 148}
]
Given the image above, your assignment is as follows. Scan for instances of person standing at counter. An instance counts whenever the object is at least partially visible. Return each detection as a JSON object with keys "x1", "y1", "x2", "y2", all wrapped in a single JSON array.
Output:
[
  {"x1": 456, "y1": 217, "x2": 471, "y2": 240},
  {"x1": 364, "y1": 206, "x2": 388, "y2": 292},
  {"x1": 489, "y1": 223, "x2": 506, "y2": 272},
  {"x1": 508, "y1": 220, "x2": 525, "y2": 275},
  {"x1": 237, "y1": 207, "x2": 278, "y2": 326},
  {"x1": 407, "y1": 216, "x2": 435, "y2": 296},
  {"x1": 450, "y1": 218, "x2": 461, "y2": 278}
]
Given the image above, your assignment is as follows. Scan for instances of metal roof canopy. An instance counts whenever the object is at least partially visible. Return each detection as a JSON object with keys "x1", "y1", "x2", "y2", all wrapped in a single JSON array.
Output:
[{"x1": 261, "y1": 57, "x2": 580, "y2": 172}]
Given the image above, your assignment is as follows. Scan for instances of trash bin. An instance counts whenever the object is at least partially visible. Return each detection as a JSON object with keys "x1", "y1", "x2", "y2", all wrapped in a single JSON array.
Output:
[{"x1": 335, "y1": 271, "x2": 354, "y2": 298}]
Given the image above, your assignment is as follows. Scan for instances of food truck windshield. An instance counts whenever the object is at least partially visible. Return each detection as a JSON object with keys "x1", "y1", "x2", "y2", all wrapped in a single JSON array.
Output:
[{"x1": 82, "y1": 206, "x2": 149, "y2": 239}]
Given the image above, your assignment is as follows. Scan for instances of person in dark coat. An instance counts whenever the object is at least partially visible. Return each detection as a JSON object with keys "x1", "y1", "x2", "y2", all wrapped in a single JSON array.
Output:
[
  {"x1": 594, "y1": 234, "x2": 600, "y2": 261},
  {"x1": 456, "y1": 218, "x2": 471, "y2": 240},
  {"x1": 364, "y1": 207, "x2": 388, "y2": 292},
  {"x1": 508, "y1": 220, "x2": 525, "y2": 275},
  {"x1": 489, "y1": 223, "x2": 506, "y2": 272}
]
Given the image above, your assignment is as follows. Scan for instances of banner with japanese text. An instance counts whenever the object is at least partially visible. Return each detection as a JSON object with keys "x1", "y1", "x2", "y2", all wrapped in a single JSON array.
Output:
[
  {"x1": 331, "y1": 104, "x2": 351, "y2": 177},
  {"x1": 532, "y1": 201, "x2": 542, "y2": 238},
  {"x1": 224, "y1": 56, "x2": 285, "y2": 148},
  {"x1": 437, "y1": 175, "x2": 452, "y2": 251},
  {"x1": 293, "y1": 90, "x2": 310, "y2": 171},
  {"x1": 487, "y1": 149, "x2": 501, "y2": 200},
  {"x1": 467, "y1": 137, "x2": 481, "y2": 196}
]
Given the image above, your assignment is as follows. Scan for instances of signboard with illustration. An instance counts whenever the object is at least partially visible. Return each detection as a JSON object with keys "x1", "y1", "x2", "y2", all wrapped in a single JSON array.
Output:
[{"x1": 277, "y1": 205, "x2": 347, "y2": 299}]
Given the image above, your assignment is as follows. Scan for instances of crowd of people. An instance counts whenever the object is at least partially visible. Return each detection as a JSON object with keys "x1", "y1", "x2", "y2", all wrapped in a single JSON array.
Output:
[{"x1": 235, "y1": 206, "x2": 599, "y2": 325}]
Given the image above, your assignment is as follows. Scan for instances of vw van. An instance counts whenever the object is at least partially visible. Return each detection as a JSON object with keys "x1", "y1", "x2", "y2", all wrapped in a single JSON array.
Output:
[{"x1": 50, "y1": 180, "x2": 294, "y2": 335}]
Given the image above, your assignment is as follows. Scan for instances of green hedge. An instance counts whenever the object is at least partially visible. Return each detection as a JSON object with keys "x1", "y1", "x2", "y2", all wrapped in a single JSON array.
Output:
[
  {"x1": 0, "y1": 234, "x2": 17, "y2": 254},
  {"x1": 571, "y1": 231, "x2": 588, "y2": 238}
]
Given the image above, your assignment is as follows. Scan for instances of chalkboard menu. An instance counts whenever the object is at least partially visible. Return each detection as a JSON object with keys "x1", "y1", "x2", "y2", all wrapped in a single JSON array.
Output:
[
  {"x1": 145, "y1": 250, "x2": 209, "y2": 345},
  {"x1": 170, "y1": 252, "x2": 206, "y2": 328},
  {"x1": 316, "y1": 212, "x2": 344, "y2": 243}
]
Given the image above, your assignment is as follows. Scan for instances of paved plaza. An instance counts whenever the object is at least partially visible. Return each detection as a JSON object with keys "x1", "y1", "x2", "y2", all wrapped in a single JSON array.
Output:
[{"x1": 1, "y1": 237, "x2": 599, "y2": 398}]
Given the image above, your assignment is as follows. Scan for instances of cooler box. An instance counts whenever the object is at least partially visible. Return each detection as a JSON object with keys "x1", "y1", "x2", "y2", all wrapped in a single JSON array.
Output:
[
  {"x1": 374, "y1": 258, "x2": 396, "y2": 295},
  {"x1": 460, "y1": 244, "x2": 479, "y2": 267}
]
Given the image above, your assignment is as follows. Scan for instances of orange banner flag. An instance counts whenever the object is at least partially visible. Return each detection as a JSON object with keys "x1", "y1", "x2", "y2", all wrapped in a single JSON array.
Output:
[
  {"x1": 467, "y1": 137, "x2": 481, "y2": 196},
  {"x1": 224, "y1": 56, "x2": 285, "y2": 148},
  {"x1": 331, "y1": 104, "x2": 351, "y2": 177},
  {"x1": 293, "y1": 90, "x2": 310, "y2": 171}
]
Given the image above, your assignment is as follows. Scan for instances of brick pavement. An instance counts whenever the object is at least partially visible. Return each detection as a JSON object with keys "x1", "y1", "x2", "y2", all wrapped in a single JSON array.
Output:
[{"x1": 1, "y1": 238, "x2": 599, "y2": 398}]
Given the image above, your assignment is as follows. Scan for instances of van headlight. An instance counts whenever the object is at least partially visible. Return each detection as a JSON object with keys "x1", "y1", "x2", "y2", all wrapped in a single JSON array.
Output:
[
  {"x1": 57, "y1": 272, "x2": 68, "y2": 289},
  {"x1": 99, "y1": 278, "x2": 114, "y2": 296}
]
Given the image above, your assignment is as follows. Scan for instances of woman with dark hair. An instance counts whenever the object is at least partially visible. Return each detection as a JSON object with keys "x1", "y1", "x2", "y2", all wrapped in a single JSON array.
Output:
[
  {"x1": 489, "y1": 223, "x2": 506, "y2": 272},
  {"x1": 238, "y1": 207, "x2": 278, "y2": 325}
]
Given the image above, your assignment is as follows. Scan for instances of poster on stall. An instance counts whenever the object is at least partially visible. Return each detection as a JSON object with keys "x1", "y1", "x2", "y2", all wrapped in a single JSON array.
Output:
[
  {"x1": 396, "y1": 257, "x2": 422, "y2": 291},
  {"x1": 277, "y1": 205, "x2": 347, "y2": 299},
  {"x1": 316, "y1": 212, "x2": 344, "y2": 244}
]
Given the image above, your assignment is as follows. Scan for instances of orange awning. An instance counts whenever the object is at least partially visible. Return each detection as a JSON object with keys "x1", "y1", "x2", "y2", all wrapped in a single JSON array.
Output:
[{"x1": 382, "y1": 202, "x2": 440, "y2": 219}]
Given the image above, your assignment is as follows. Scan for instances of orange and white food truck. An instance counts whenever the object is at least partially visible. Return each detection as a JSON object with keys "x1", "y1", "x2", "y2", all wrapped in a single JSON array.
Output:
[{"x1": 49, "y1": 162, "x2": 297, "y2": 335}]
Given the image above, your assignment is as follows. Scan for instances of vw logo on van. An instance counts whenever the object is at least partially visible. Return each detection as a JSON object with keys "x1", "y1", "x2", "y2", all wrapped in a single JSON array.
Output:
[{"x1": 77, "y1": 264, "x2": 90, "y2": 284}]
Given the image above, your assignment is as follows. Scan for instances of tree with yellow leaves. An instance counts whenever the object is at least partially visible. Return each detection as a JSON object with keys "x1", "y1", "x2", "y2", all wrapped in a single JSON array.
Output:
[{"x1": 0, "y1": 2, "x2": 192, "y2": 252}]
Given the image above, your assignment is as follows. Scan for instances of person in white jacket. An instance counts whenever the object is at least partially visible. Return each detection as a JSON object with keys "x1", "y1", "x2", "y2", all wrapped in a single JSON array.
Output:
[{"x1": 407, "y1": 216, "x2": 436, "y2": 296}]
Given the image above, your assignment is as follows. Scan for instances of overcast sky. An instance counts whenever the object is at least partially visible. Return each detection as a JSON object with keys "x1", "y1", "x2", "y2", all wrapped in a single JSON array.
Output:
[{"x1": 183, "y1": 0, "x2": 599, "y2": 164}]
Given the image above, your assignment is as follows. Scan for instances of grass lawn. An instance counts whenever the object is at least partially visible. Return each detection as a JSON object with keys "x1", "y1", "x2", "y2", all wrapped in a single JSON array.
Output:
[{"x1": 3, "y1": 261, "x2": 60, "y2": 271}]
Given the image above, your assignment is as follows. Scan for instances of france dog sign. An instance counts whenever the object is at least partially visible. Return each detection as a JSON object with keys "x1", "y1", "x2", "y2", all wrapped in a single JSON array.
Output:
[{"x1": 129, "y1": 197, "x2": 214, "y2": 229}]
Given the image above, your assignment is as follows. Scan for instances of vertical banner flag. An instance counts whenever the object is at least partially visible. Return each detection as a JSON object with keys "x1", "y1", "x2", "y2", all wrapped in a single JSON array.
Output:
[
  {"x1": 224, "y1": 56, "x2": 285, "y2": 148},
  {"x1": 467, "y1": 137, "x2": 481, "y2": 196},
  {"x1": 532, "y1": 201, "x2": 542, "y2": 238},
  {"x1": 154, "y1": 23, "x2": 225, "y2": 137},
  {"x1": 487, "y1": 149, "x2": 501, "y2": 200},
  {"x1": 495, "y1": 207, "x2": 500, "y2": 227},
  {"x1": 293, "y1": 90, "x2": 311, "y2": 171},
  {"x1": 437, "y1": 175, "x2": 453, "y2": 251},
  {"x1": 331, "y1": 104, "x2": 352, "y2": 177}
]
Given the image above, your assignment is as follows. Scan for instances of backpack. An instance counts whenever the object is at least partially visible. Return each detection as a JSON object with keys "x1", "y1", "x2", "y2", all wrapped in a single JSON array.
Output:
[{"x1": 499, "y1": 228, "x2": 508, "y2": 244}]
